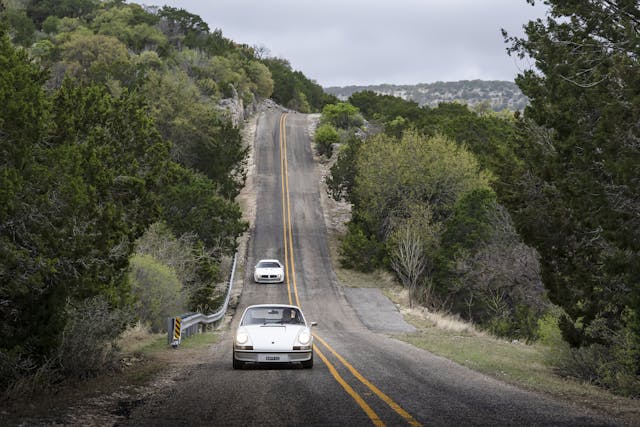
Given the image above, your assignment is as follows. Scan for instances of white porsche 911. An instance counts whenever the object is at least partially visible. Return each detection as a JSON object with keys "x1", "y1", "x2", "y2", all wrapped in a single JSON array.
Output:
[
  {"x1": 233, "y1": 304, "x2": 315, "y2": 369},
  {"x1": 253, "y1": 259, "x2": 285, "y2": 284}
]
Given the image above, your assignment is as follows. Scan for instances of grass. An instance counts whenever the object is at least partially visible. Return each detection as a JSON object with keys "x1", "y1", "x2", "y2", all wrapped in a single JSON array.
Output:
[
  {"x1": 397, "y1": 311, "x2": 640, "y2": 422},
  {"x1": 334, "y1": 266, "x2": 640, "y2": 422}
]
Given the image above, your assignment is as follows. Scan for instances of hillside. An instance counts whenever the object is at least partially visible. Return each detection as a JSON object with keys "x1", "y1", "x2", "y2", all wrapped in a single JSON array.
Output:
[{"x1": 324, "y1": 80, "x2": 528, "y2": 111}]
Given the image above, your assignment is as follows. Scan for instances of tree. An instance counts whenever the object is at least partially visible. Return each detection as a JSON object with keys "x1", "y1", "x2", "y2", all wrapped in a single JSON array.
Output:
[
  {"x1": 129, "y1": 254, "x2": 186, "y2": 332},
  {"x1": 388, "y1": 204, "x2": 440, "y2": 307},
  {"x1": 314, "y1": 123, "x2": 339, "y2": 157},
  {"x1": 326, "y1": 131, "x2": 363, "y2": 202},
  {"x1": 321, "y1": 102, "x2": 363, "y2": 129},
  {"x1": 504, "y1": 0, "x2": 640, "y2": 394},
  {"x1": 262, "y1": 57, "x2": 337, "y2": 111},
  {"x1": 353, "y1": 131, "x2": 491, "y2": 242}
]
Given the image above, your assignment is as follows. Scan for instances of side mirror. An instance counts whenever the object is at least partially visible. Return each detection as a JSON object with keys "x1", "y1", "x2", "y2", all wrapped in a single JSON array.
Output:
[{"x1": 310, "y1": 322, "x2": 317, "y2": 327}]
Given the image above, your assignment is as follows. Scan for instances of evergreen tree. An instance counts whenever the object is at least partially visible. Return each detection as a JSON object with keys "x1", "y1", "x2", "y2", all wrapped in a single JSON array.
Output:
[{"x1": 504, "y1": 0, "x2": 640, "y2": 393}]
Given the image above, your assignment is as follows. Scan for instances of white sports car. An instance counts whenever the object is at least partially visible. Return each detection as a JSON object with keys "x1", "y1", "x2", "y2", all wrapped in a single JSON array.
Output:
[
  {"x1": 253, "y1": 259, "x2": 285, "y2": 284},
  {"x1": 233, "y1": 304, "x2": 315, "y2": 369}
]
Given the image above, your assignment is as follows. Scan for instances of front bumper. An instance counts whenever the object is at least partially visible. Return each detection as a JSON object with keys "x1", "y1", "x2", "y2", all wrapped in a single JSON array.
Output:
[
  {"x1": 254, "y1": 274, "x2": 284, "y2": 283},
  {"x1": 234, "y1": 350, "x2": 312, "y2": 363}
]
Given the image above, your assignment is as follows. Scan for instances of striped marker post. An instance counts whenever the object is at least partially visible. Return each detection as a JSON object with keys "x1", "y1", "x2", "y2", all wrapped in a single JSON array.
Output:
[{"x1": 171, "y1": 317, "x2": 181, "y2": 348}]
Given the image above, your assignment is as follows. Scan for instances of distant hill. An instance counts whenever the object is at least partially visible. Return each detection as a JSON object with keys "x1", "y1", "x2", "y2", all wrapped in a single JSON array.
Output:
[{"x1": 324, "y1": 80, "x2": 528, "y2": 111}]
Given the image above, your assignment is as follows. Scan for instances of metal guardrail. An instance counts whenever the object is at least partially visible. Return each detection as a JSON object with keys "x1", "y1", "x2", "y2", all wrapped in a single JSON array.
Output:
[{"x1": 168, "y1": 253, "x2": 238, "y2": 347}]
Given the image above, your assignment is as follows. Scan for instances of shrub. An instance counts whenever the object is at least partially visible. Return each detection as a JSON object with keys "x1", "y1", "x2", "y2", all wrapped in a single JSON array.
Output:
[
  {"x1": 339, "y1": 222, "x2": 384, "y2": 272},
  {"x1": 56, "y1": 296, "x2": 131, "y2": 379},
  {"x1": 556, "y1": 318, "x2": 640, "y2": 397},
  {"x1": 314, "y1": 123, "x2": 339, "y2": 157},
  {"x1": 321, "y1": 102, "x2": 363, "y2": 129},
  {"x1": 129, "y1": 254, "x2": 186, "y2": 332}
]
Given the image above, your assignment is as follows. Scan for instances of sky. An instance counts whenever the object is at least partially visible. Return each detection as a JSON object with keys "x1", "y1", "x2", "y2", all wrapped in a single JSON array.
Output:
[{"x1": 154, "y1": 0, "x2": 549, "y2": 88}]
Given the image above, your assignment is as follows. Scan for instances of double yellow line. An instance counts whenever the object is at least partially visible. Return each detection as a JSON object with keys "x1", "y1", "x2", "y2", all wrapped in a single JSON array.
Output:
[
  {"x1": 277, "y1": 114, "x2": 421, "y2": 427},
  {"x1": 279, "y1": 114, "x2": 300, "y2": 307}
]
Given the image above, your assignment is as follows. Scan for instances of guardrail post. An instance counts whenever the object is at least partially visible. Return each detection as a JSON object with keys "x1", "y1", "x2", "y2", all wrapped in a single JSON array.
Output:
[{"x1": 170, "y1": 316, "x2": 182, "y2": 348}]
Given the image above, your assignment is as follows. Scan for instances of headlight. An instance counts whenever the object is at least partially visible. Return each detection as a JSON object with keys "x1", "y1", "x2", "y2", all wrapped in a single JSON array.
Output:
[
  {"x1": 297, "y1": 330, "x2": 311, "y2": 345},
  {"x1": 236, "y1": 330, "x2": 249, "y2": 345}
]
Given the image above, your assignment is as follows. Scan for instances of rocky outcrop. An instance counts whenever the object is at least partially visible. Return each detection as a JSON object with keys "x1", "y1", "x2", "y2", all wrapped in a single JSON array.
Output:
[{"x1": 325, "y1": 80, "x2": 528, "y2": 112}]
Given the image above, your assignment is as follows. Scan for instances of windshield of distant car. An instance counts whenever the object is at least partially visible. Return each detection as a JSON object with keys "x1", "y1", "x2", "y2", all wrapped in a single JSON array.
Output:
[
  {"x1": 241, "y1": 307, "x2": 303, "y2": 325},
  {"x1": 256, "y1": 261, "x2": 281, "y2": 269}
]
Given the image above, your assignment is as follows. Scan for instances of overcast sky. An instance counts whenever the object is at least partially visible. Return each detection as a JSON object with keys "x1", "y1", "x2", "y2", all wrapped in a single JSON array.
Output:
[{"x1": 154, "y1": 0, "x2": 548, "y2": 88}]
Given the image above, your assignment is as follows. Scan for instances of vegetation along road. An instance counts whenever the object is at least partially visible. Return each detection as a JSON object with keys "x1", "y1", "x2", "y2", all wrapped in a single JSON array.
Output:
[{"x1": 118, "y1": 111, "x2": 618, "y2": 426}]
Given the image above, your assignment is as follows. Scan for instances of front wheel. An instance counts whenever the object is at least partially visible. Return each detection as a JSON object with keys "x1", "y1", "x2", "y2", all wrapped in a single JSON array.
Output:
[
  {"x1": 301, "y1": 353, "x2": 313, "y2": 369},
  {"x1": 233, "y1": 351, "x2": 244, "y2": 369}
]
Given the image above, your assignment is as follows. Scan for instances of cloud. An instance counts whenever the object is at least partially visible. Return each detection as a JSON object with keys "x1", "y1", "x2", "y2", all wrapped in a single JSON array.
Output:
[{"x1": 155, "y1": 0, "x2": 547, "y2": 86}]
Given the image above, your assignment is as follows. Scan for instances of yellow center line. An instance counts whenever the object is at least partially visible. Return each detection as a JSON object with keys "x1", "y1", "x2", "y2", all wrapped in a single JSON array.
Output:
[
  {"x1": 314, "y1": 334, "x2": 423, "y2": 427},
  {"x1": 279, "y1": 113, "x2": 420, "y2": 427},
  {"x1": 282, "y1": 115, "x2": 300, "y2": 307},
  {"x1": 279, "y1": 114, "x2": 292, "y2": 305},
  {"x1": 315, "y1": 346, "x2": 385, "y2": 427}
]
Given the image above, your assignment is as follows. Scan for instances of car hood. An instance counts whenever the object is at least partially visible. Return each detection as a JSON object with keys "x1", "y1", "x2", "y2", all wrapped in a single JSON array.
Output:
[{"x1": 245, "y1": 324, "x2": 306, "y2": 350}]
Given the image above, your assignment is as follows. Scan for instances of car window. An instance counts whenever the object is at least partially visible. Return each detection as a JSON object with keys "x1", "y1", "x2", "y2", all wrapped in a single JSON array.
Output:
[
  {"x1": 257, "y1": 261, "x2": 280, "y2": 268},
  {"x1": 241, "y1": 307, "x2": 303, "y2": 325}
]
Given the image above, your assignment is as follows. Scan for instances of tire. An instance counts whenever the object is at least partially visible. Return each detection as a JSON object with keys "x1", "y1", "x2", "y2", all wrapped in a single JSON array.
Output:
[
  {"x1": 232, "y1": 351, "x2": 244, "y2": 370},
  {"x1": 301, "y1": 353, "x2": 313, "y2": 369}
]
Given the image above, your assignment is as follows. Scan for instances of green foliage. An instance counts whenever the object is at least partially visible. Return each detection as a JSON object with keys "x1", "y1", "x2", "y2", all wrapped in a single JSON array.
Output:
[
  {"x1": 557, "y1": 316, "x2": 640, "y2": 396},
  {"x1": 340, "y1": 130, "x2": 494, "y2": 291},
  {"x1": 160, "y1": 163, "x2": 247, "y2": 255},
  {"x1": 321, "y1": 102, "x2": 364, "y2": 129},
  {"x1": 387, "y1": 203, "x2": 441, "y2": 307},
  {"x1": 56, "y1": 296, "x2": 131, "y2": 379},
  {"x1": 353, "y1": 131, "x2": 491, "y2": 240},
  {"x1": 503, "y1": 0, "x2": 640, "y2": 394},
  {"x1": 58, "y1": 31, "x2": 132, "y2": 84},
  {"x1": 3, "y1": 8, "x2": 36, "y2": 45},
  {"x1": 339, "y1": 222, "x2": 384, "y2": 272},
  {"x1": 314, "y1": 123, "x2": 339, "y2": 157},
  {"x1": 331, "y1": 121, "x2": 546, "y2": 339},
  {"x1": 0, "y1": 32, "x2": 172, "y2": 391},
  {"x1": 129, "y1": 254, "x2": 186, "y2": 332},
  {"x1": 349, "y1": 91, "x2": 522, "y2": 195},
  {"x1": 141, "y1": 69, "x2": 248, "y2": 198},
  {"x1": 438, "y1": 188, "x2": 496, "y2": 258},
  {"x1": 350, "y1": 90, "x2": 421, "y2": 122},
  {"x1": 27, "y1": 0, "x2": 100, "y2": 25},
  {"x1": 326, "y1": 131, "x2": 363, "y2": 202},
  {"x1": 92, "y1": 3, "x2": 166, "y2": 53},
  {"x1": 262, "y1": 57, "x2": 337, "y2": 112},
  {"x1": 0, "y1": 0, "x2": 270, "y2": 393}
]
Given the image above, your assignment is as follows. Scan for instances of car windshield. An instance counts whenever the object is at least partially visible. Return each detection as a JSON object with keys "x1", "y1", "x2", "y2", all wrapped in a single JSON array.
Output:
[
  {"x1": 257, "y1": 261, "x2": 280, "y2": 269},
  {"x1": 241, "y1": 307, "x2": 303, "y2": 325}
]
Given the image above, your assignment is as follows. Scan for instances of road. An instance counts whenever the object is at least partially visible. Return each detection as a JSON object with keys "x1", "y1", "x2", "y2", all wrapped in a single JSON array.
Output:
[{"x1": 119, "y1": 111, "x2": 618, "y2": 426}]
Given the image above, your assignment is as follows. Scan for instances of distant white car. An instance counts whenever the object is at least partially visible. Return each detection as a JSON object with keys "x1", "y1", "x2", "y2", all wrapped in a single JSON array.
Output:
[
  {"x1": 253, "y1": 259, "x2": 284, "y2": 284},
  {"x1": 233, "y1": 304, "x2": 315, "y2": 369}
]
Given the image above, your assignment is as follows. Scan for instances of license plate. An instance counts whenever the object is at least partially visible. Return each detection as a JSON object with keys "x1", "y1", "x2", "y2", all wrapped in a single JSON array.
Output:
[{"x1": 260, "y1": 355, "x2": 281, "y2": 361}]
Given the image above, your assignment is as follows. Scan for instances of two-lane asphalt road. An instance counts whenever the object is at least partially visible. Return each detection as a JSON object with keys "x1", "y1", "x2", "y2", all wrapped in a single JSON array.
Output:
[{"x1": 119, "y1": 111, "x2": 618, "y2": 426}]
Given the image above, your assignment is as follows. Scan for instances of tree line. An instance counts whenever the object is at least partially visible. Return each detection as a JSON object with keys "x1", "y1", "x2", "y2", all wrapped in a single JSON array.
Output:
[
  {"x1": 0, "y1": 0, "x2": 335, "y2": 392},
  {"x1": 319, "y1": 0, "x2": 639, "y2": 397}
]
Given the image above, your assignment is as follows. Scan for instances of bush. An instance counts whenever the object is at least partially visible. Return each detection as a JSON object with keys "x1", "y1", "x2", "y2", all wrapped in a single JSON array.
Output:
[
  {"x1": 56, "y1": 296, "x2": 131, "y2": 379},
  {"x1": 556, "y1": 321, "x2": 640, "y2": 397},
  {"x1": 129, "y1": 254, "x2": 186, "y2": 332},
  {"x1": 321, "y1": 102, "x2": 363, "y2": 129},
  {"x1": 314, "y1": 123, "x2": 339, "y2": 157},
  {"x1": 339, "y1": 222, "x2": 384, "y2": 272}
]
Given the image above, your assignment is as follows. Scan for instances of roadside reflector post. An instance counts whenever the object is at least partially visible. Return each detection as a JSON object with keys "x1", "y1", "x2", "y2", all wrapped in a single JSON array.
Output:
[{"x1": 171, "y1": 316, "x2": 182, "y2": 349}]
